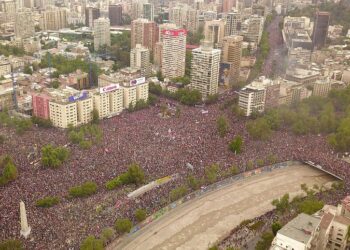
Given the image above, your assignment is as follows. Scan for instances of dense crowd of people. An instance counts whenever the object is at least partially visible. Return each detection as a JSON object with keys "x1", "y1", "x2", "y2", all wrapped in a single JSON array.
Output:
[{"x1": 0, "y1": 92, "x2": 349, "y2": 249}]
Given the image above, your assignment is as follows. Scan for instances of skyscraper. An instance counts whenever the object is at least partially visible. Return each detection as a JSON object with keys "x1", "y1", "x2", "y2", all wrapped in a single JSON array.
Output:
[
  {"x1": 15, "y1": 9, "x2": 35, "y2": 39},
  {"x1": 190, "y1": 41, "x2": 221, "y2": 99},
  {"x1": 93, "y1": 18, "x2": 110, "y2": 51},
  {"x1": 131, "y1": 18, "x2": 157, "y2": 51},
  {"x1": 85, "y1": 7, "x2": 100, "y2": 28},
  {"x1": 161, "y1": 29, "x2": 187, "y2": 79},
  {"x1": 40, "y1": 7, "x2": 68, "y2": 31},
  {"x1": 312, "y1": 11, "x2": 330, "y2": 50},
  {"x1": 130, "y1": 44, "x2": 151, "y2": 77},
  {"x1": 109, "y1": 4, "x2": 123, "y2": 26},
  {"x1": 221, "y1": 35, "x2": 243, "y2": 84},
  {"x1": 225, "y1": 12, "x2": 242, "y2": 36},
  {"x1": 222, "y1": 0, "x2": 235, "y2": 13},
  {"x1": 204, "y1": 19, "x2": 226, "y2": 48},
  {"x1": 143, "y1": 3, "x2": 154, "y2": 21}
]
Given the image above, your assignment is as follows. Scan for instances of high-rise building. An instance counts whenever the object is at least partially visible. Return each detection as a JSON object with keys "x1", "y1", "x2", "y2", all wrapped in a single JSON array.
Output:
[
  {"x1": 93, "y1": 18, "x2": 111, "y2": 51},
  {"x1": 221, "y1": 35, "x2": 243, "y2": 84},
  {"x1": 161, "y1": 29, "x2": 187, "y2": 79},
  {"x1": 245, "y1": 15, "x2": 264, "y2": 45},
  {"x1": 23, "y1": 0, "x2": 34, "y2": 8},
  {"x1": 225, "y1": 12, "x2": 242, "y2": 36},
  {"x1": 312, "y1": 11, "x2": 330, "y2": 50},
  {"x1": 0, "y1": 0, "x2": 18, "y2": 22},
  {"x1": 143, "y1": 3, "x2": 154, "y2": 21},
  {"x1": 130, "y1": 44, "x2": 151, "y2": 77},
  {"x1": 32, "y1": 93, "x2": 50, "y2": 120},
  {"x1": 190, "y1": 41, "x2": 221, "y2": 99},
  {"x1": 222, "y1": 0, "x2": 235, "y2": 13},
  {"x1": 131, "y1": 18, "x2": 157, "y2": 51},
  {"x1": 204, "y1": 19, "x2": 226, "y2": 48},
  {"x1": 40, "y1": 7, "x2": 68, "y2": 31},
  {"x1": 85, "y1": 7, "x2": 100, "y2": 28},
  {"x1": 109, "y1": 4, "x2": 122, "y2": 26},
  {"x1": 15, "y1": 9, "x2": 35, "y2": 39},
  {"x1": 169, "y1": 4, "x2": 198, "y2": 32}
]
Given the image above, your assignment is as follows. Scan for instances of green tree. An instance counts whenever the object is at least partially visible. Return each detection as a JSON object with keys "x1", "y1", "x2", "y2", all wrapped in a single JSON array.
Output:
[
  {"x1": 255, "y1": 232, "x2": 274, "y2": 250},
  {"x1": 169, "y1": 185, "x2": 188, "y2": 202},
  {"x1": 126, "y1": 163, "x2": 145, "y2": 185},
  {"x1": 69, "y1": 181, "x2": 98, "y2": 198},
  {"x1": 0, "y1": 156, "x2": 18, "y2": 186},
  {"x1": 23, "y1": 65, "x2": 33, "y2": 75},
  {"x1": 187, "y1": 175, "x2": 201, "y2": 190},
  {"x1": 217, "y1": 115, "x2": 229, "y2": 137},
  {"x1": 36, "y1": 196, "x2": 60, "y2": 208},
  {"x1": 100, "y1": 228, "x2": 115, "y2": 245},
  {"x1": 272, "y1": 221, "x2": 282, "y2": 235},
  {"x1": 80, "y1": 235, "x2": 104, "y2": 250},
  {"x1": 229, "y1": 136, "x2": 243, "y2": 154},
  {"x1": 115, "y1": 218, "x2": 133, "y2": 233},
  {"x1": 298, "y1": 199, "x2": 324, "y2": 215},
  {"x1": 0, "y1": 239, "x2": 23, "y2": 250},
  {"x1": 41, "y1": 144, "x2": 69, "y2": 168},
  {"x1": 247, "y1": 118, "x2": 272, "y2": 140},
  {"x1": 135, "y1": 209, "x2": 147, "y2": 222},
  {"x1": 205, "y1": 164, "x2": 219, "y2": 184},
  {"x1": 328, "y1": 117, "x2": 350, "y2": 151},
  {"x1": 91, "y1": 109, "x2": 99, "y2": 124},
  {"x1": 271, "y1": 194, "x2": 290, "y2": 213}
]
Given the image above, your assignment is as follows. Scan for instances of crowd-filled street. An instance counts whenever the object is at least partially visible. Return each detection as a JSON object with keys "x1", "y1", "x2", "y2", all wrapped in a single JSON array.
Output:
[{"x1": 0, "y1": 93, "x2": 349, "y2": 249}]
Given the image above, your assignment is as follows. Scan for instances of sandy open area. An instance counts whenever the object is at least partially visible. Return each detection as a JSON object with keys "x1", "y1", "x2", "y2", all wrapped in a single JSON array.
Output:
[{"x1": 111, "y1": 164, "x2": 335, "y2": 250}]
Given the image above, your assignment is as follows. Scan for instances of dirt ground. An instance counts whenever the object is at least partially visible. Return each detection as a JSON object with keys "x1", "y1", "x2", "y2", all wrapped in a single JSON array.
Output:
[{"x1": 110, "y1": 164, "x2": 335, "y2": 250}]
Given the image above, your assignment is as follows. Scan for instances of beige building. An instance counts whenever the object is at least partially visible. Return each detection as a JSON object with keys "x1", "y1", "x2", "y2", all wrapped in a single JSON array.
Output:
[
  {"x1": 93, "y1": 18, "x2": 111, "y2": 51},
  {"x1": 123, "y1": 85, "x2": 137, "y2": 108},
  {"x1": 169, "y1": 4, "x2": 198, "y2": 32},
  {"x1": 244, "y1": 15, "x2": 264, "y2": 45},
  {"x1": 49, "y1": 101, "x2": 78, "y2": 128},
  {"x1": 225, "y1": 12, "x2": 242, "y2": 36},
  {"x1": 204, "y1": 19, "x2": 226, "y2": 48},
  {"x1": 190, "y1": 41, "x2": 221, "y2": 99},
  {"x1": 109, "y1": 87, "x2": 124, "y2": 116},
  {"x1": 15, "y1": 9, "x2": 35, "y2": 39},
  {"x1": 221, "y1": 35, "x2": 243, "y2": 84},
  {"x1": 40, "y1": 7, "x2": 68, "y2": 31},
  {"x1": 93, "y1": 92, "x2": 110, "y2": 119},
  {"x1": 48, "y1": 88, "x2": 92, "y2": 128},
  {"x1": 161, "y1": 29, "x2": 187, "y2": 79},
  {"x1": 313, "y1": 78, "x2": 332, "y2": 97},
  {"x1": 0, "y1": 59, "x2": 11, "y2": 77},
  {"x1": 130, "y1": 44, "x2": 151, "y2": 77},
  {"x1": 131, "y1": 18, "x2": 157, "y2": 51}
]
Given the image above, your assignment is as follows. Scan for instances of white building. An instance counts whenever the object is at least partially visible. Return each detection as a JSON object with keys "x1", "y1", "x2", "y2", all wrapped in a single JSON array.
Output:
[
  {"x1": 271, "y1": 213, "x2": 321, "y2": 250},
  {"x1": 130, "y1": 44, "x2": 151, "y2": 77},
  {"x1": 190, "y1": 41, "x2": 221, "y2": 99},
  {"x1": 161, "y1": 29, "x2": 187, "y2": 79},
  {"x1": 93, "y1": 18, "x2": 111, "y2": 52}
]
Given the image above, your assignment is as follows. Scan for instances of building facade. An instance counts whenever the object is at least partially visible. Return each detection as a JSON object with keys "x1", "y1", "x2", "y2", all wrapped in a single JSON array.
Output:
[
  {"x1": 93, "y1": 18, "x2": 111, "y2": 52},
  {"x1": 161, "y1": 29, "x2": 187, "y2": 79},
  {"x1": 190, "y1": 41, "x2": 221, "y2": 99},
  {"x1": 109, "y1": 4, "x2": 123, "y2": 26}
]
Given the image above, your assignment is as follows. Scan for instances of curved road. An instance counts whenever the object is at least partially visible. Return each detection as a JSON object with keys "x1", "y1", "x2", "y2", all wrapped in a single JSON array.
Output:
[{"x1": 110, "y1": 164, "x2": 335, "y2": 250}]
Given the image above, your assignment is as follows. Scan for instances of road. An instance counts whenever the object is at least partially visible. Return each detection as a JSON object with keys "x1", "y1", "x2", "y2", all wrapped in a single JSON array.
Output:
[
  {"x1": 262, "y1": 15, "x2": 286, "y2": 77},
  {"x1": 110, "y1": 164, "x2": 335, "y2": 250}
]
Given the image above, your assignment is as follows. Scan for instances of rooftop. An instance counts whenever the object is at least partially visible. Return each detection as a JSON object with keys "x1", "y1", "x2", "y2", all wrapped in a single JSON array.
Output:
[{"x1": 277, "y1": 213, "x2": 320, "y2": 244}]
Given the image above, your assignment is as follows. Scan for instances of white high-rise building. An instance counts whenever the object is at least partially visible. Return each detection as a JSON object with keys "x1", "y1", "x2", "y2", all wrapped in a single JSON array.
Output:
[
  {"x1": 93, "y1": 17, "x2": 111, "y2": 51},
  {"x1": 130, "y1": 44, "x2": 151, "y2": 77},
  {"x1": 190, "y1": 41, "x2": 221, "y2": 99},
  {"x1": 15, "y1": 9, "x2": 35, "y2": 39},
  {"x1": 142, "y1": 3, "x2": 154, "y2": 21},
  {"x1": 225, "y1": 12, "x2": 242, "y2": 36},
  {"x1": 245, "y1": 15, "x2": 264, "y2": 45},
  {"x1": 161, "y1": 29, "x2": 187, "y2": 79}
]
